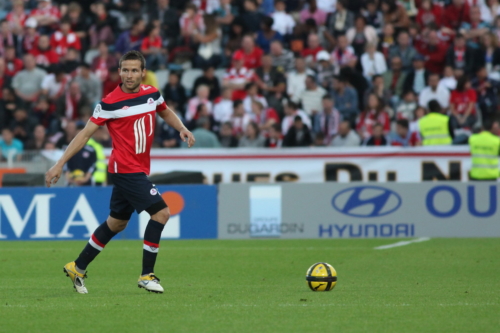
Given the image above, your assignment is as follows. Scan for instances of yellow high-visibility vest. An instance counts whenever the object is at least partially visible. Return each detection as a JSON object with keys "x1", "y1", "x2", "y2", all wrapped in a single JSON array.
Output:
[
  {"x1": 418, "y1": 113, "x2": 452, "y2": 146},
  {"x1": 469, "y1": 131, "x2": 500, "y2": 180},
  {"x1": 87, "y1": 138, "x2": 107, "y2": 184}
]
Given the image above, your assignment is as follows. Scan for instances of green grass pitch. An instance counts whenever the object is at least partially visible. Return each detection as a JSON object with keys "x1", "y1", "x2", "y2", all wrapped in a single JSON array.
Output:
[{"x1": 0, "y1": 238, "x2": 499, "y2": 333}]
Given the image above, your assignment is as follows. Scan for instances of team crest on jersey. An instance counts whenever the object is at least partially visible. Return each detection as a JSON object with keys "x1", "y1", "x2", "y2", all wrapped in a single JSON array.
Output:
[
  {"x1": 93, "y1": 104, "x2": 102, "y2": 118},
  {"x1": 150, "y1": 188, "x2": 158, "y2": 195},
  {"x1": 148, "y1": 98, "x2": 154, "y2": 105}
]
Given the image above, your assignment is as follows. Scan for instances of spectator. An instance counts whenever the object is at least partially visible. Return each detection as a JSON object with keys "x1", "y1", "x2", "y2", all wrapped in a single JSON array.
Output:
[
  {"x1": 148, "y1": 0, "x2": 180, "y2": 47},
  {"x1": 102, "y1": 67, "x2": 121, "y2": 98},
  {"x1": 416, "y1": 0, "x2": 443, "y2": 28},
  {"x1": 460, "y1": 6, "x2": 490, "y2": 49},
  {"x1": 9, "y1": 108, "x2": 37, "y2": 144},
  {"x1": 299, "y1": 75, "x2": 327, "y2": 116},
  {"x1": 316, "y1": 50, "x2": 335, "y2": 91},
  {"x1": 192, "y1": 0, "x2": 221, "y2": 14},
  {"x1": 363, "y1": 1, "x2": 384, "y2": 34},
  {"x1": 313, "y1": 95, "x2": 341, "y2": 145},
  {"x1": 114, "y1": 17, "x2": 145, "y2": 56},
  {"x1": 256, "y1": 16, "x2": 283, "y2": 54},
  {"x1": 357, "y1": 94, "x2": 390, "y2": 140},
  {"x1": 193, "y1": 66, "x2": 221, "y2": 101},
  {"x1": 7, "y1": 0, "x2": 28, "y2": 34},
  {"x1": 389, "y1": 31, "x2": 417, "y2": 72},
  {"x1": 185, "y1": 116, "x2": 220, "y2": 148},
  {"x1": 381, "y1": 0, "x2": 410, "y2": 29},
  {"x1": 239, "y1": 122, "x2": 266, "y2": 147},
  {"x1": 439, "y1": 66, "x2": 458, "y2": 90},
  {"x1": 383, "y1": 56, "x2": 407, "y2": 101},
  {"x1": 251, "y1": 100, "x2": 279, "y2": 133},
  {"x1": 417, "y1": 30, "x2": 448, "y2": 74},
  {"x1": 283, "y1": 115, "x2": 313, "y2": 147},
  {"x1": 363, "y1": 123, "x2": 388, "y2": 146},
  {"x1": 233, "y1": 35, "x2": 264, "y2": 69},
  {"x1": 158, "y1": 111, "x2": 184, "y2": 148},
  {"x1": 141, "y1": 22, "x2": 167, "y2": 71},
  {"x1": 478, "y1": 32, "x2": 500, "y2": 78},
  {"x1": 91, "y1": 41, "x2": 119, "y2": 82},
  {"x1": 50, "y1": 18, "x2": 81, "y2": 57},
  {"x1": 222, "y1": 52, "x2": 254, "y2": 100},
  {"x1": 21, "y1": 18, "x2": 40, "y2": 54},
  {"x1": 0, "y1": 128, "x2": 23, "y2": 161},
  {"x1": 74, "y1": 63, "x2": 102, "y2": 105},
  {"x1": 331, "y1": 75, "x2": 359, "y2": 123},
  {"x1": 396, "y1": 90, "x2": 418, "y2": 120},
  {"x1": 12, "y1": 54, "x2": 47, "y2": 104},
  {"x1": 472, "y1": 66, "x2": 500, "y2": 121},
  {"x1": 64, "y1": 2, "x2": 90, "y2": 49},
  {"x1": 330, "y1": 34, "x2": 357, "y2": 74},
  {"x1": 281, "y1": 101, "x2": 312, "y2": 134},
  {"x1": 0, "y1": 20, "x2": 16, "y2": 59},
  {"x1": 30, "y1": 34, "x2": 59, "y2": 69},
  {"x1": 33, "y1": 96, "x2": 57, "y2": 132},
  {"x1": 230, "y1": 100, "x2": 252, "y2": 137},
  {"x1": 29, "y1": 0, "x2": 61, "y2": 29},
  {"x1": 25, "y1": 124, "x2": 47, "y2": 151},
  {"x1": 255, "y1": 54, "x2": 286, "y2": 101},
  {"x1": 301, "y1": 33, "x2": 324, "y2": 65},
  {"x1": 265, "y1": 123, "x2": 283, "y2": 148},
  {"x1": 60, "y1": 47, "x2": 81, "y2": 74},
  {"x1": 270, "y1": 40, "x2": 295, "y2": 72},
  {"x1": 287, "y1": 58, "x2": 313, "y2": 103},
  {"x1": 239, "y1": 0, "x2": 264, "y2": 33},
  {"x1": 0, "y1": 87, "x2": 20, "y2": 129},
  {"x1": 363, "y1": 74, "x2": 391, "y2": 110},
  {"x1": 389, "y1": 119, "x2": 419, "y2": 146},
  {"x1": 450, "y1": 76, "x2": 478, "y2": 129},
  {"x1": 163, "y1": 71, "x2": 187, "y2": 112},
  {"x1": 213, "y1": 88, "x2": 234, "y2": 124},
  {"x1": 379, "y1": 23, "x2": 396, "y2": 58},
  {"x1": 243, "y1": 82, "x2": 267, "y2": 113},
  {"x1": 419, "y1": 73, "x2": 451, "y2": 110},
  {"x1": 65, "y1": 144, "x2": 97, "y2": 187},
  {"x1": 225, "y1": 18, "x2": 246, "y2": 57},
  {"x1": 361, "y1": 43, "x2": 387, "y2": 81},
  {"x1": 179, "y1": 4, "x2": 205, "y2": 47},
  {"x1": 186, "y1": 85, "x2": 213, "y2": 122},
  {"x1": 271, "y1": 0, "x2": 295, "y2": 35},
  {"x1": 300, "y1": 0, "x2": 328, "y2": 26},
  {"x1": 403, "y1": 54, "x2": 429, "y2": 95},
  {"x1": 325, "y1": 0, "x2": 354, "y2": 42},
  {"x1": 88, "y1": 2, "x2": 117, "y2": 49},
  {"x1": 55, "y1": 81, "x2": 91, "y2": 122},
  {"x1": 4, "y1": 46, "x2": 23, "y2": 78},
  {"x1": 219, "y1": 121, "x2": 239, "y2": 148},
  {"x1": 194, "y1": 15, "x2": 222, "y2": 69},
  {"x1": 445, "y1": 34, "x2": 478, "y2": 75},
  {"x1": 331, "y1": 120, "x2": 361, "y2": 147},
  {"x1": 41, "y1": 66, "x2": 70, "y2": 102},
  {"x1": 347, "y1": 16, "x2": 379, "y2": 58}
]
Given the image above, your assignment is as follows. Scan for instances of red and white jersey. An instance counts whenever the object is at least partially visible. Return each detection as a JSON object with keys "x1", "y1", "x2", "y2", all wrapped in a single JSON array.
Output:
[
  {"x1": 90, "y1": 84, "x2": 167, "y2": 175},
  {"x1": 29, "y1": 6, "x2": 61, "y2": 21},
  {"x1": 50, "y1": 31, "x2": 81, "y2": 56}
]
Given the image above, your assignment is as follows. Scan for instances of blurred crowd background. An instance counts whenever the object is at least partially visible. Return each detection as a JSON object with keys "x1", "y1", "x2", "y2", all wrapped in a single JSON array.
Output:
[{"x1": 1, "y1": 0, "x2": 500, "y2": 157}]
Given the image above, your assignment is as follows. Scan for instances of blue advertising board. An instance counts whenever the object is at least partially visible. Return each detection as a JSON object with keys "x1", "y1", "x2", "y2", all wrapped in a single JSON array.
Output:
[{"x1": 0, "y1": 185, "x2": 217, "y2": 240}]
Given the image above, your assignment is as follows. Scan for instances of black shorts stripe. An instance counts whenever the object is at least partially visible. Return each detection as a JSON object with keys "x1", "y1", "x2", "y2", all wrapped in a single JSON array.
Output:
[{"x1": 100, "y1": 91, "x2": 161, "y2": 111}]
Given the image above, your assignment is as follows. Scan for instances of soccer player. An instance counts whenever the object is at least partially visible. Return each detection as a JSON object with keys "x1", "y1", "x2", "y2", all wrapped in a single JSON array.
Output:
[{"x1": 45, "y1": 51, "x2": 195, "y2": 294}]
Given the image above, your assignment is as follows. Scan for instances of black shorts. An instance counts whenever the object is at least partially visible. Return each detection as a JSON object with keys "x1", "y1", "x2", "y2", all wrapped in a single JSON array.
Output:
[{"x1": 109, "y1": 172, "x2": 167, "y2": 220}]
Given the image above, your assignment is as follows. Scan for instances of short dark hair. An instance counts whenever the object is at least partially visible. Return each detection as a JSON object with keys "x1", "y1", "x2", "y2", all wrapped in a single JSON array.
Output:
[
  {"x1": 233, "y1": 100, "x2": 243, "y2": 108},
  {"x1": 483, "y1": 119, "x2": 495, "y2": 131},
  {"x1": 119, "y1": 50, "x2": 146, "y2": 70},
  {"x1": 396, "y1": 119, "x2": 409, "y2": 129},
  {"x1": 322, "y1": 94, "x2": 333, "y2": 100},
  {"x1": 428, "y1": 99, "x2": 441, "y2": 113}
]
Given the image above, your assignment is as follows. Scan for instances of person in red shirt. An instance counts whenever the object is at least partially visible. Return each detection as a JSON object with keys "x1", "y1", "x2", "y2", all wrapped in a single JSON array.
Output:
[
  {"x1": 417, "y1": 29, "x2": 449, "y2": 74},
  {"x1": 6, "y1": 0, "x2": 28, "y2": 33},
  {"x1": 45, "y1": 50, "x2": 195, "y2": 295},
  {"x1": 30, "y1": 34, "x2": 59, "y2": 69},
  {"x1": 356, "y1": 93, "x2": 390, "y2": 140},
  {"x1": 50, "y1": 18, "x2": 81, "y2": 57},
  {"x1": 29, "y1": 0, "x2": 60, "y2": 28},
  {"x1": 416, "y1": 0, "x2": 443, "y2": 29},
  {"x1": 301, "y1": 33, "x2": 323, "y2": 65},
  {"x1": 233, "y1": 35, "x2": 264, "y2": 69},
  {"x1": 91, "y1": 41, "x2": 119, "y2": 82},
  {"x1": 223, "y1": 52, "x2": 255, "y2": 100},
  {"x1": 140, "y1": 23, "x2": 166, "y2": 71},
  {"x1": 443, "y1": 0, "x2": 470, "y2": 30},
  {"x1": 4, "y1": 46, "x2": 23, "y2": 78},
  {"x1": 450, "y1": 75, "x2": 477, "y2": 129}
]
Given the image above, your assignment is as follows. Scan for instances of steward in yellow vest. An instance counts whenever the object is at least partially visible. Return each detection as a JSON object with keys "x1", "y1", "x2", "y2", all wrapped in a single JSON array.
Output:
[
  {"x1": 418, "y1": 100, "x2": 453, "y2": 146},
  {"x1": 87, "y1": 137, "x2": 107, "y2": 185},
  {"x1": 469, "y1": 121, "x2": 500, "y2": 181}
]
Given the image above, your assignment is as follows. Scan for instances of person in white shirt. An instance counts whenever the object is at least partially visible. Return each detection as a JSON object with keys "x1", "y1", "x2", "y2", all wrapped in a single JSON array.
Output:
[
  {"x1": 271, "y1": 0, "x2": 296, "y2": 35},
  {"x1": 317, "y1": 0, "x2": 337, "y2": 13},
  {"x1": 281, "y1": 101, "x2": 312, "y2": 134},
  {"x1": 418, "y1": 73, "x2": 450, "y2": 110},
  {"x1": 439, "y1": 65, "x2": 458, "y2": 91},
  {"x1": 331, "y1": 120, "x2": 361, "y2": 147},
  {"x1": 186, "y1": 85, "x2": 213, "y2": 122},
  {"x1": 360, "y1": 43, "x2": 387, "y2": 81},
  {"x1": 243, "y1": 82, "x2": 268, "y2": 113},
  {"x1": 41, "y1": 67, "x2": 70, "y2": 101},
  {"x1": 299, "y1": 75, "x2": 327, "y2": 116},
  {"x1": 213, "y1": 87, "x2": 234, "y2": 123},
  {"x1": 287, "y1": 57, "x2": 315, "y2": 102}
]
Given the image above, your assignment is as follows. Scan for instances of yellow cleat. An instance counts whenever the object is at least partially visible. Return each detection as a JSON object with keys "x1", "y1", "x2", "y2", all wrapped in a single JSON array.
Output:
[
  {"x1": 138, "y1": 273, "x2": 164, "y2": 293},
  {"x1": 63, "y1": 261, "x2": 88, "y2": 294}
]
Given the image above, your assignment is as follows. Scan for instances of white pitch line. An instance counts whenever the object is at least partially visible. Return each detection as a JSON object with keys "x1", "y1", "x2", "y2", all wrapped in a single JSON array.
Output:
[{"x1": 374, "y1": 237, "x2": 431, "y2": 250}]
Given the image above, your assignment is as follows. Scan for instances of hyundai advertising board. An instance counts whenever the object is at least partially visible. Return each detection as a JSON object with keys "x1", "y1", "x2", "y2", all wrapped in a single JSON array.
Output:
[
  {"x1": 218, "y1": 183, "x2": 500, "y2": 239},
  {"x1": 0, "y1": 185, "x2": 217, "y2": 241}
]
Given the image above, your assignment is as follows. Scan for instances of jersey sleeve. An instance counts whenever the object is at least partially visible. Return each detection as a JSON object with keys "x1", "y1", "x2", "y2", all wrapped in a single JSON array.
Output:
[
  {"x1": 89, "y1": 103, "x2": 108, "y2": 126},
  {"x1": 156, "y1": 94, "x2": 167, "y2": 112}
]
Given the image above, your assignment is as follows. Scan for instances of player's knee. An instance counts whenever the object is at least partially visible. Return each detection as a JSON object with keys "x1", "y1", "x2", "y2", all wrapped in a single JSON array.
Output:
[{"x1": 152, "y1": 208, "x2": 170, "y2": 224}]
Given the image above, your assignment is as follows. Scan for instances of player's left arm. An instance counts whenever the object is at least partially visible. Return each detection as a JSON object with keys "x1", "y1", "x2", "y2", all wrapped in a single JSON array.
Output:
[{"x1": 158, "y1": 106, "x2": 195, "y2": 148}]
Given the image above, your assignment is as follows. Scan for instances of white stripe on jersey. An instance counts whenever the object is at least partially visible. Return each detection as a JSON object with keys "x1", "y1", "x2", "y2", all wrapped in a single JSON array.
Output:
[
  {"x1": 97, "y1": 94, "x2": 164, "y2": 120},
  {"x1": 140, "y1": 117, "x2": 146, "y2": 153}
]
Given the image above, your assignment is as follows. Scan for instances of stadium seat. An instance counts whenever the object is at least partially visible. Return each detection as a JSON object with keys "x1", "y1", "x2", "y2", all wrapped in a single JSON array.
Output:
[
  {"x1": 155, "y1": 69, "x2": 169, "y2": 94},
  {"x1": 180, "y1": 69, "x2": 203, "y2": 95}
]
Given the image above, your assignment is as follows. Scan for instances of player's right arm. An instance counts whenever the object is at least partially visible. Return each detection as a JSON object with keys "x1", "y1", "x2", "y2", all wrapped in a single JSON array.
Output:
[{"x1": 45, "y1": 121, "x2": 100, "y2": 187}]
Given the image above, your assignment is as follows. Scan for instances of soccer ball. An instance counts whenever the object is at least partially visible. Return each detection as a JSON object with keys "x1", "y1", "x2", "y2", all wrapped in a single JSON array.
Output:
[{"x1": 306, "y1": 262, "x2": 337, "y2": 291}]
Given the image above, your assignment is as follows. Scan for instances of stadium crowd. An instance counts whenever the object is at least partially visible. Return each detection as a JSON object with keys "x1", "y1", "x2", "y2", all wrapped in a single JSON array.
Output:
[{"x1": 1, "y1": 0, "x2": 500, "y2": 156}]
